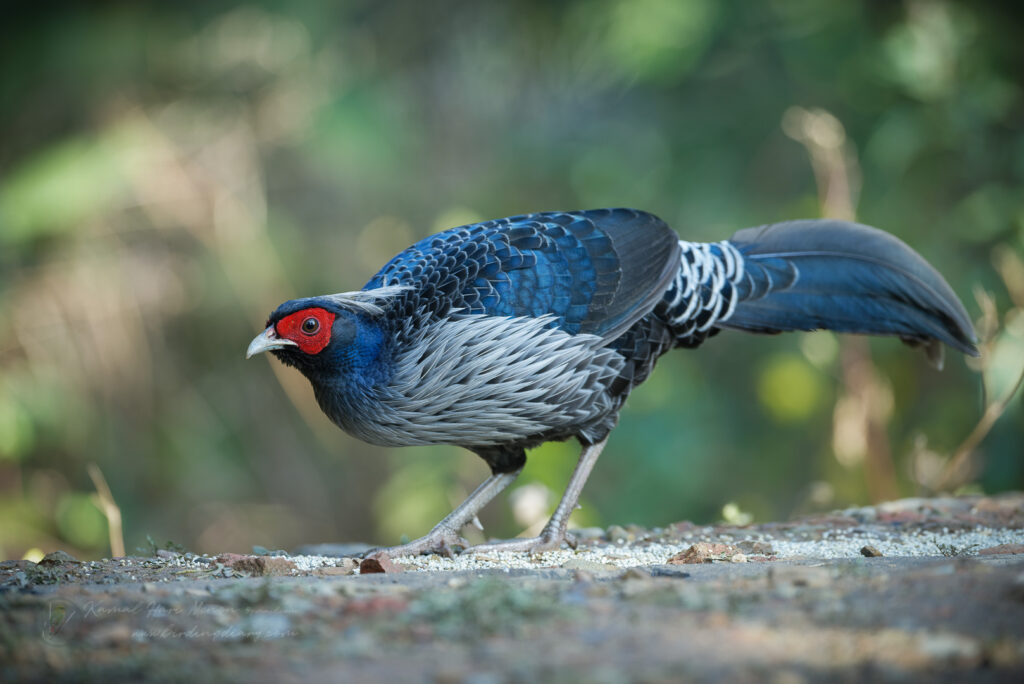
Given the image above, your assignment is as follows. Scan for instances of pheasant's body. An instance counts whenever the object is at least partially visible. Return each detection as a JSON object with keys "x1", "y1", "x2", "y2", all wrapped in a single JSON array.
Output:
[{"x1": 249, "y1": 208, "x2": 977, "y2": 555}]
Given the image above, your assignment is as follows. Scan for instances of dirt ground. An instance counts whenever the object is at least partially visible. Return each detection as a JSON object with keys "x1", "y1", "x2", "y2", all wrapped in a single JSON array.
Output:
[{"x1": 2, "y1": 494, "x2": 1023, "y2": 683}]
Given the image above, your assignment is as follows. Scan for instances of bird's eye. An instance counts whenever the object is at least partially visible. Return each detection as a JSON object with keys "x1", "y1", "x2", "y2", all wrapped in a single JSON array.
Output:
[{"x1": 301, "y1": 317, "x2": 320, "y2": 335}]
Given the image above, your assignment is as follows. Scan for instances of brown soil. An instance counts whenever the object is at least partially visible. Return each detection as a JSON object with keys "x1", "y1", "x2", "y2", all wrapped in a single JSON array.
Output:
[{"x1": 2, "y1": 494, "x2": 1023, "y2": 683}]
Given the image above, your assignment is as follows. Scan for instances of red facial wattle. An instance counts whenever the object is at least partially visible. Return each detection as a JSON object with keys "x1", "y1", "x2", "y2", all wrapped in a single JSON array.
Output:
[{"x1": 275, "y1": 308, "x2": 336, "y2": 355}]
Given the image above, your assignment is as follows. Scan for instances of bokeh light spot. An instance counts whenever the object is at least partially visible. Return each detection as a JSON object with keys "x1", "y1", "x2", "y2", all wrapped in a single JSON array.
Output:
[
  {"x1": 757, "y1": 354, "x2": 825, "y2": 422},
  {"x1": 56, "y1": 494, "x2": 107, "y2": 550}
]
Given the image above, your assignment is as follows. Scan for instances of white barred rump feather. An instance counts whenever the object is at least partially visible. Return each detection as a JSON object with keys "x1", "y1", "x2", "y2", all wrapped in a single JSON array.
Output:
[{"x1": 663, "y1": 240, "x2": 746, "y2": 339}]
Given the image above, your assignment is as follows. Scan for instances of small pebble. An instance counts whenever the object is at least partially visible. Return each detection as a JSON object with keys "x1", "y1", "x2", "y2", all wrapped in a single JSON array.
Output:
[
  {"x1": 359, "y1": 553, "x2": 403, "y2": 574},
  {"x1": 38, "y1": 551, "x2": 80, "y2": 565},
  {"x1": 861, "y1": 545, "x2": 883, "y2": 557},
  {"x1": 738, "y1": 540, "x2": 776, "y2": 555},
  {"x1": 668, "y1": 542, "x2": 739, "y2": 564}
]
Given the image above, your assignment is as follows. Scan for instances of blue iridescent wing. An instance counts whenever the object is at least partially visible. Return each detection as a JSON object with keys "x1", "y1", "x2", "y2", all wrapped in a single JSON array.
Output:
[{"x1": 365, "y1": 208, "x2": 680, "y2": 340}]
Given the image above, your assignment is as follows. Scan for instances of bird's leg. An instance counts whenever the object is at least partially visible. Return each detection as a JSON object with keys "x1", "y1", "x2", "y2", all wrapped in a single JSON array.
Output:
[
  {"x1": 465, "y1": 436, "x2": 608, "y2": 555},
  {"x1": 368, "y1": 469, "x2": 521, "y2": 558}
]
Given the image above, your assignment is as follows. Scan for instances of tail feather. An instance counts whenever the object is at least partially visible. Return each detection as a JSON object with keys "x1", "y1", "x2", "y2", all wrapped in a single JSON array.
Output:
[{"x1": 719, "y1": 220, "x2": 979, "y2": 359}]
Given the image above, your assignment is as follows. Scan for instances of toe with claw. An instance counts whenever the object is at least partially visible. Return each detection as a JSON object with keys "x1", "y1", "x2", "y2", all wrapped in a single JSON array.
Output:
[
  {"x1": 464, "y1": 527, "x2": 570, "y2": 555},
  {"x1": 365, "y1": 527, "x2": 470, "y2": 559}
]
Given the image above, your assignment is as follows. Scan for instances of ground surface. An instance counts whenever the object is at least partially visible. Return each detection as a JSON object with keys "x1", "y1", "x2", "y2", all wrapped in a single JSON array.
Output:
[{"x1": 2, "y1": 494, "x2": 1023, "y2": 683}]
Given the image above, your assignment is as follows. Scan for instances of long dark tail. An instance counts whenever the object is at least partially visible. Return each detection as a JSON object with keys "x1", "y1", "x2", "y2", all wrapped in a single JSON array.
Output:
[
  {"x1": 722, "y1": 219, "x2": 979, "y2": 363},
  {"x1": 664, "y1": 220, "x2": 979, "y2": 365}
]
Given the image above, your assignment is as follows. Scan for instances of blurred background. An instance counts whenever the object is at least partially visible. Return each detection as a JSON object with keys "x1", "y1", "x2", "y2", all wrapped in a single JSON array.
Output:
[{"x1": 1, "y1": 0, "x2": 1022, "y2": 561}]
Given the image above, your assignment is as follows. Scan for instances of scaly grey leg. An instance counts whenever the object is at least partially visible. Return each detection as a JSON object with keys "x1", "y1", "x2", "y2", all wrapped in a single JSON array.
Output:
[
  {"x1": 465, "y1": 436, "x2": 609, "y2": 554},
  {"x1": 371, "y1": 469, "x2": 521, "y2": 557}
]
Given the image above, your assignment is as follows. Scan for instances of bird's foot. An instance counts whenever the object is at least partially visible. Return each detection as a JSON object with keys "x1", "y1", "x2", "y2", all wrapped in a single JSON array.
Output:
[
  {"x1": 363, "y1": 526, "x2": 470, "y2": 559},
  {"x1": 463, "y1": 528, "x2": 576, "y2": 555}
]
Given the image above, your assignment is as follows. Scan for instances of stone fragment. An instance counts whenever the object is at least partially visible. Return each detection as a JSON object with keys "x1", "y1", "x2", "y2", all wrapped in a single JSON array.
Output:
[
  {"x1": 262, "y1": 557, "x2": 298, "y2": 576},
  {"x1": 976, "y1": 543, "x2": 1024, "y2": 556},
  {"x1": 317, "y1": 558, "x2": 359, "y2": 576},
  {"x1": 667, "y1": 542, "x2": 740, "y2": 564},
  {"x1": 214, "y1": 553, "x2": 296, "y2": 576},
  {"x1": 860, "y1": 545, "x2": 884, "y2": 557},
  {"x1": 737, "y1": 540, "x2": 775, "y2": 555},
  {"x1": 216, "y1": 553, "x2": 263, "y2": 575},
  {"x1": 38, "y1": 551, "x2": 80, "y2": 565},
  {"x1": 359, "y1": 553, "x2": 403, "y2": 574}
]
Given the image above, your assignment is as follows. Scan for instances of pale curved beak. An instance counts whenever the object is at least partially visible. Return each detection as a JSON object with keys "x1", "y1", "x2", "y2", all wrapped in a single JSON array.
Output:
[{"x1": 246, "y1": 326, "x2": 298, "y2": 359}]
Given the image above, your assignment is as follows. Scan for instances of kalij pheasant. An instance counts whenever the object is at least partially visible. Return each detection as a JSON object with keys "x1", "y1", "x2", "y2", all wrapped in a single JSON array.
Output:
[{"x1": 247, "y1": 208, "x2": 978, "y2": 556}]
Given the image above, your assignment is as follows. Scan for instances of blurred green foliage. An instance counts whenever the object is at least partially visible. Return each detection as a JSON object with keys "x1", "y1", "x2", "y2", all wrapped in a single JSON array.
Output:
[{"x1": 1, "y1": 0, "x2": 1022, "y2": 560}]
